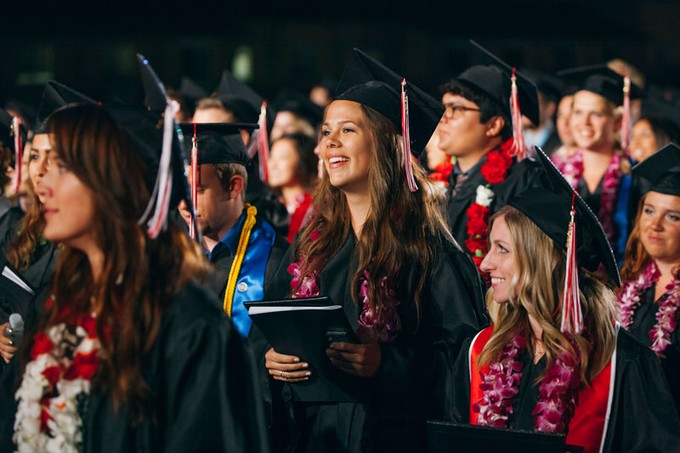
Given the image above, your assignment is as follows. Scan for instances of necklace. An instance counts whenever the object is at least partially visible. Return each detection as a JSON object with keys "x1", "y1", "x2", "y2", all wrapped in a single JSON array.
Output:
[
  {"x1": 552, "y1": 149, "x2": 623, "y2": 242},
  {"x1": 288, "y1": 229, "x2": 400, "y2": 342},
  {"x1": 617, "y1": 262, "x2": 680, "y2": 358},
  {"x1": 14, "y1": 309, "x2": 101, "y2": 451},
  {"x1": 474, "y1": 333, "x2": 581, "y2": 433},
  {"x1": 463, "y1": 139, "x2": 514, "y2": 269}
]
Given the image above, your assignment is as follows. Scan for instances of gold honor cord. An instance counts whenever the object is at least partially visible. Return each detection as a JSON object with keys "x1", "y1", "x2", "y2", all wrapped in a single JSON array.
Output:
[{"x1": 223, "y1": 204, "x2": 258, "y2": 316}]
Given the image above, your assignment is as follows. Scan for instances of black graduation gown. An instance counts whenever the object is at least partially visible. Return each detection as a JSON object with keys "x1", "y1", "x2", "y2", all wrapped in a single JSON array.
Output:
[
  {"x1": 264, "y1": 232, "x2": 488, "y2": 452},
  {"x1": 0, "y1": 282, "x2": 270, "y2": 452},
  {"x1": 446, "y1": 328, "x2": 680, "y2": 452},
  {"x1": 446, "y1": 156, "x2": 541, "y2": 249},
  {"x1": 626, "y1": 287, "x2": 680, "y2": 416},
  {"x1": 246, "y1": 176, "x2": 290, "y2": 241}
]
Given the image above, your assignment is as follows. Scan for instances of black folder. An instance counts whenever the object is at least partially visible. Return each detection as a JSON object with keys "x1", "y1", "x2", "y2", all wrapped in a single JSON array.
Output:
[
  {"x1": 426, "y1": 420, "x2": 575, "y2": 453},
  {"x1": 245, "y1": 296, "x2": 367, "y2": 403},
  {"x1": 0, "y1": 254, "x2": 35, "y2": 323}
]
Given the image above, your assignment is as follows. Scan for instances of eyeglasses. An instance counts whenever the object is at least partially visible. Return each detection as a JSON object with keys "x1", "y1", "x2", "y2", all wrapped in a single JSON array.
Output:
[{"x1": 443, "y1": 103, "x2": 481, "y2": 119}]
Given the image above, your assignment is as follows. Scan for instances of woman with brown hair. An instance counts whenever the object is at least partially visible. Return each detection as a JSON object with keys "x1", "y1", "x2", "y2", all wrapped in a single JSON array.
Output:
[
  {"x1": 0, "y1": 102, "x2": 269, "y2": 451},
  {"x1": 446, "y1": 148, "x2": 680, "y2": 452},
  {"x1": 617, "y1": 143, "x2": 680, "y2": 415},
  {"x1": 263, "y1": 49, "x2": 486, "y2": 452}
]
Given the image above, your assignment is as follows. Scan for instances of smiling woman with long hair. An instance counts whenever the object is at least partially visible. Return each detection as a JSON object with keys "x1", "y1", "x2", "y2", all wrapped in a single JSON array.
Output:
[
  {"x1": 0, "y1": 103, "x2": 268, "y2": 452},
  {"x1": 262, "y1": 49, "x2": 486, "y2": 453},
  {"x1": 446, "y1": 149, "x2": 680, "y2": 452}
]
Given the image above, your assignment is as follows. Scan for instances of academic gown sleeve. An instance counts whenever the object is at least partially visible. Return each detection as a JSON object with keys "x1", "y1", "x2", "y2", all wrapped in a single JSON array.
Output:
[
  {"x1": 444, "y1": 335, "x2": 474, "y2": 424},
  {"x1": 82, "y1": 283, "x2": 270, "y2": 453},
  {"x1": 372, "y1": 238, "x2": 488, "y2": 420},
  {"x1": 602, "y1": 329, "x2": 680, "y2": 453}
]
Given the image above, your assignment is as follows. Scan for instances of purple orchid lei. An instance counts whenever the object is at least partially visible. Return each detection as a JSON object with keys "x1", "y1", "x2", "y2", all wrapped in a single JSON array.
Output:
[
  {"x1": 474, "y1": 334, "x2": 582, "y2": 433},
  {"x1": 553, "y1": 149, "x2": 622, "y2": 242},
  {"x1": 617, "y1": 261, "x2": 680, "y2": 358},
  {"x1": 287, "y1": 229, "x2": 400, "y2": 342}
]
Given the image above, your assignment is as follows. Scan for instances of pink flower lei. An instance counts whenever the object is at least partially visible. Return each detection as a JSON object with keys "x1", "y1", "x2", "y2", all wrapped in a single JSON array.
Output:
[
  {"x1": 474, "y1": 334, "x2": 582, "y2": 433},
  {"x1": 617, "y1": 261, "x2": 680, "y2": 358},
  {"x1": 553, "y1": 149, "x2": 622, "y2": 242},
  {"x1": 287, "y1": 229, "x2": 400, "y2": 342}
]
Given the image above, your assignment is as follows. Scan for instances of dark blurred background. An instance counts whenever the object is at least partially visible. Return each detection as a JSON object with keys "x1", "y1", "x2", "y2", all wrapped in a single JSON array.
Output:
[{"x1": 2, "y1": 0, "x2": 679, "y2": 126}]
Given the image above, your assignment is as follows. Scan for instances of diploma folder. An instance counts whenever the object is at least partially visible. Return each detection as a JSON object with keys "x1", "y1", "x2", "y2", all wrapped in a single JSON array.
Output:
[
  {"x1": 245, "y1": 296, "x2": 367, "y2": 403},
  {"x1": 0, "y1": 254, "x2": 35, "y2": 322},
  {"x1": 426, "y1": 420, "x2": 573, "y2": 453}
]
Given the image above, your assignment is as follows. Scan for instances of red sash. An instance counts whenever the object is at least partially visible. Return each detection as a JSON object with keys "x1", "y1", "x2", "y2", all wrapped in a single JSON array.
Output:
[{"x1": 468, "y1": 326, "x2": 615, "y2": 452}]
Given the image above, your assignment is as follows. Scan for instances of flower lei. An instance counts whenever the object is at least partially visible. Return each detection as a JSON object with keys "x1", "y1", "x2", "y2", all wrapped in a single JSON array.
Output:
[
  {"x1": 553, "y1": 149, "x2": 622, "y2": 242},
  {"x1": 14, "y1": 311, "x2": 101, "y2": 452},
  {"x1": 287, "y1": 229, "x2": 400, "y2": 342},
  {"x1": 617, "y1": 262, "x2": 680, "y2": 358},
  {"x1": 474, "y1": 334, "x2": 581, "y2": 433},
  {"x1": 464, "y1": 140, "x2": 514, "y2": 269},
  {"x1": 428, "y1": 159, "x2": 455, "y2": 185}
]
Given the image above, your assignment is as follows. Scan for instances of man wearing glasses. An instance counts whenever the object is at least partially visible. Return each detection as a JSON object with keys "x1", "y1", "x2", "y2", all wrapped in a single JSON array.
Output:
[{"x1": 437, "y1": 63, "x2": 542, "y2": 269}]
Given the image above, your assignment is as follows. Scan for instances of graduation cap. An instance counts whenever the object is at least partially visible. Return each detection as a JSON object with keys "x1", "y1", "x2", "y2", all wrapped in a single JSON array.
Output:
[
  {"x1": 270, "y1": 89, "x2": 324, "y2": 129},
  {"x1": 215, "y1": 70, "x2": 265, "y2": 124},
  {"x1": 556, "y1": 64, "x2": 644, "y2": 106},
  {"x1": 177, "y1": 122, "x2": 255, "y2": 166},
  {"x1": 521, "y1": 68, "x2": 565, "y2": 103},
  {"x1": 638, "y1": 99, "x2": 680, "y2": 143},
  {"x1": 133, "y1": 54, "x2": 193, "y2": 239},
  {"x1": 334, "y1": 47, "x2": 445, "y2": 191},
  {"x1": 509, "y1": 147, "x2": 621, "y2": 288},
  {"x1": 175, "y1": 76, "x2": 208, "y2": 116},
  {"x1": 33, "y1": 80, "x2": 96, "y2": 134},
  {"x1": 0, "y1": 108, "x2": 27, "y2": 157},
  {"x1": 631, "y1": 143, "x2": 680, "y2": 198}
]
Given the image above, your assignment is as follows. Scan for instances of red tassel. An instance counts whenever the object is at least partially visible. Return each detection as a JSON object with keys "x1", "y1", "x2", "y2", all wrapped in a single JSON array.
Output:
[
  {"x1": 189, "y1": 122, "x2": 199, "y2": 240},
  {"x1": 509, "y1": 68, "x2": 527, "y2": 160},
  {"x1": 560, "y1": 193, "x2": 583, "y2": 334},
  {"x1": 11, "y1": 117, "x2": 22, "y2": 196},
  {"x1": 257, "y1": 100, "x2": 270, "y2": 182},
  {"x1": 621, "y1": 76, "x2": 631, "y2": 157},
  {"x1": 400, "y1": 79, "x2": 418, "y2": 192}
]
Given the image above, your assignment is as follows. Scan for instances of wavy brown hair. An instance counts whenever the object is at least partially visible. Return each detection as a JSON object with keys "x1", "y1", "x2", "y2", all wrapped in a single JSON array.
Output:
[
  {"x1": 292, "y1": 102, "x2": 452, "y2": 331},
  {"x1": 480, "y1": 206, "x2": 617, "y2": 384},
  {"x1": 33, "y1": 104, "x2": 209, "y2": 423},
  {"x1": 620, "y1": 192, "x2": 680, "y2": 282},
  {"x1": 6, "y1": 181, "x2": 46, "y2": 272}
]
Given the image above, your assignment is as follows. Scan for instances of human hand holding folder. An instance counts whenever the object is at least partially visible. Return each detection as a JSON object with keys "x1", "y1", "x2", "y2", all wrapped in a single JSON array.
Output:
[{"x1": 246, "y1": 296, "x2": 369, "y2": 402}]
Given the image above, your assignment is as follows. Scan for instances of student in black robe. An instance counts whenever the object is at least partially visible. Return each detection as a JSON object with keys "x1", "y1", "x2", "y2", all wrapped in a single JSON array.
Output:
[
  {"x1": 0, "y1": 99, "x2": 269, "y2": 450},
  {"x1": 616, "y1": 144, "x2": 680, "y2": 416},
  {"x1": 0, "y1": 81, "x2": 95, "y2": 366},
  {"x1": 437, "y1": 42, "x2": 542, "y2": 270},
  {"x1": 262, "y1": 48, "x2": 487, "y2": 453},
  {"x1": 445, "y1": 148, "x2": 680, "y2": 452}
]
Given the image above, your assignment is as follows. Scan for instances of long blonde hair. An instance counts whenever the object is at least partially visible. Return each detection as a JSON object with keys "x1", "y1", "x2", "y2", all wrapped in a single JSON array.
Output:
[{"x1": 480, "y1": 205, "x2": 617, "y2": 384}]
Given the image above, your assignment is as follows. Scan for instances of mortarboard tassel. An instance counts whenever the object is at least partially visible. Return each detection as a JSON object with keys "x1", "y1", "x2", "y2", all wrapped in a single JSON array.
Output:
[
  {"x1": 11, "y1": 117, "x2": 22, "y2": 196},
  {"x1": 400, "y1": 79, "x2": 418, "y2": 193},
  {"x1": 509, "y1": 68, "x2": 528, "y2": 160},
  {"x1": 189, "y1": 123, "x2": 199, "y2": 240},
  {"x1": 254, "y1": 100, "x2": 270, "y2": 182},
  {"x1": 560, "y1": 193, "x2": 583, "y2": 334},
  {"x1": 621, "y1": 76, "x2": 632, "y2": 157},
  {"x1": 139, "y1": 100, "x2": 179, "y2": 239}
]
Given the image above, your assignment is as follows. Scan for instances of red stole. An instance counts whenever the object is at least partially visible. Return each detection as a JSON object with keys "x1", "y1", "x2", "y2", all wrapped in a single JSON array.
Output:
[{"x1": 468, "y1": 326, "x2": 615, "y2": 453}]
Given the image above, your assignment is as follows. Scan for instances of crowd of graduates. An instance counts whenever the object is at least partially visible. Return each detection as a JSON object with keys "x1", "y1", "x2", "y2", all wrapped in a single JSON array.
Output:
[{"x1": 0, "y1": 42, "x2": 677, "y2": 452}]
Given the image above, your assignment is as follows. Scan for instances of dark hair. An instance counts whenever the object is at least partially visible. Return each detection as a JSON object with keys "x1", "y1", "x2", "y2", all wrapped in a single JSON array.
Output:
[
  {"x1": 270, "y1": 132, "x2": 318, "y2": 188},
  {"x1": 637, "y1": 115, "x2": 680, "y2": 147},
  {"x1": 35, "y1": 103, "x2": 209, "y2": 423},
  {"x1": 439, "y1": 79, "x2": 511, "y2": 140}
]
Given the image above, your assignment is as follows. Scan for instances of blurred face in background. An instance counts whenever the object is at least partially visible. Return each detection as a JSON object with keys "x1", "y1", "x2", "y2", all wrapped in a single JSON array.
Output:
[
  {"x1": 28, "y1": 133, "x2": 51, "y2": 203},
  {"x1": 569, "y1": 91, "x2": 619, "y2": 153},
  {"x1": 630, "y1": 119, "x2": 658, "y2": 162},
  {"x1": 556, "y1": 95, "x2": 574, "y2": 147},
  {"x1": 268, "y1": 137, "x2": 302, "y2": 188}
]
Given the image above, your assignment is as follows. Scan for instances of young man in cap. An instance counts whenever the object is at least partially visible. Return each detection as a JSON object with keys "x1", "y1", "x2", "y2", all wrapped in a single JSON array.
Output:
[
  {"x1": 437, "y1": 52, "x2": 542, "y2": 269},
  {"x1": 177, "y1": 123, "x2": 288, "y2": 340}
]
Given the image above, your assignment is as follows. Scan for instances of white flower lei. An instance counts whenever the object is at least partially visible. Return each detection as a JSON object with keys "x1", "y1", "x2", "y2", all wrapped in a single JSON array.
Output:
[{"x1": 14, "y1": 321, "x2": 100, "y2": 453}]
